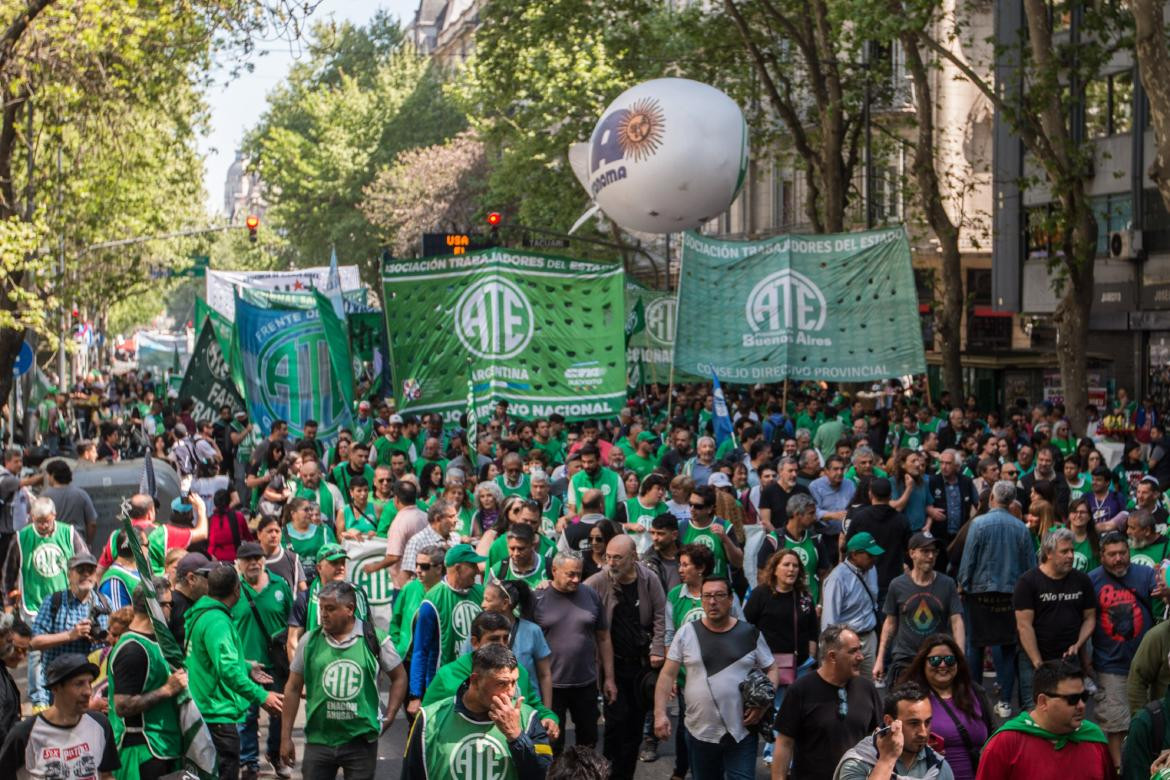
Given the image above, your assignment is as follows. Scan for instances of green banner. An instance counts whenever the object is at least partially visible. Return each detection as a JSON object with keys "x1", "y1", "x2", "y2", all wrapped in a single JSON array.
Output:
[
  {"x1": 382, "y1": 248, "x2": 627, "y2": 421},
  {"x1": 348, "y1": 311, "x2": 392, "y2": 399},
  {"x1": 178, "y1": 320, "x2": 245, "y2": 424},
  {"x1": 625, "y1": 282, "x2": 675, "y2": 385},
  {"x1": 312, "y1": 289, "x2": 356, "y2": 417},
  {"x1": 674, "y1": 227, "x2": 925, "y2": 382},
  {"x1": 194, "y1": 296, "x2": 233, "y2": 360},
  {"x1": 234, "y1": 295, "x2": 355, "y2": 443},
  {"x1": 240, "y1": 286, "x2": 369, "y2": 311}
]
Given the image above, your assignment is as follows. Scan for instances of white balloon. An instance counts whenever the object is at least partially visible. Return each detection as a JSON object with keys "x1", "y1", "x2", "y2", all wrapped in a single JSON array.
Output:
[{"x1": 582, "y1": 78, "x2": 748, "y2": 234}]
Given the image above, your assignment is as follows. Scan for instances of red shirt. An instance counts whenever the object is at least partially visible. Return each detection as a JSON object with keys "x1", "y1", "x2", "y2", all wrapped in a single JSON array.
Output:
[{"x1": 976, "y1": 730, "x2": 1117, "y2": 780}]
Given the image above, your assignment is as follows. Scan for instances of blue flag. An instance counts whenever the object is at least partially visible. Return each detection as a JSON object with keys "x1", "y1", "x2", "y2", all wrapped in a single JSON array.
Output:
[{"x1": 711, "y1": 371, "x2": 734, "y2": 448}]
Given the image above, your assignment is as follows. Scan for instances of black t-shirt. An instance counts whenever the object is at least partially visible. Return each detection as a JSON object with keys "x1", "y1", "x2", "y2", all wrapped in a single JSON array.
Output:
[
  {"x1": 109, "y1": 632, "x2": 151, "y2": 746},
  {"x1": 774, "y1": 672, "x2": 882, "y2": 780},
  {"x1": 610, "y1": 581, "x2": 646, "y2": 663},
  {"x1": 169, "y1": 590, "x2": 195, "y2": 648},
  {"x1": 1012, "y1": 567, "x2": 1096, "y2": 661},
  {"x1": 742, "y1": 587, "x2": 819, "y2": 663},
  {"x1": 844, "y1": 504, "x2": 912, "y2": 602},
  {"x1": 758, "y1": 482, "x2": 811, "y2": 529}
]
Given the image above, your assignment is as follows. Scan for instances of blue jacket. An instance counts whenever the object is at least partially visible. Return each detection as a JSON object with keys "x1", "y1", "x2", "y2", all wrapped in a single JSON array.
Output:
[{"x1": 957, "y1": 508, "x2": 1036, "y2": 594}]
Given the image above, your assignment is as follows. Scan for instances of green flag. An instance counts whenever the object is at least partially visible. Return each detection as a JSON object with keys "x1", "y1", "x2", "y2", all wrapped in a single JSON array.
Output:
[
  {"x1": 625, "y1": 296, "x2": 645, "y2": 346},
  {"x1": 240, "y1": 286, "x2": 369, "y2": 311},
  {"x1": 627, "y1": 353, "x2": 644, "y2": 397},
  {"x1": 382, "y1": 248, "x2": 627, "y2": 421},
  {"x1": 313, "y1": 288, "x2": 356, "y2": 415},
  {"x1": 625, "y1": 282, "x2": 674, "y2": 385},
  {"x1": 674, "y1": 227, "x2": 925, "y2": 382},
  {"x1": 194, "y1": 296, "x2": 233, "y2": 360},
  {"x1": 179, "y1": 319, "x2": 245, "y2": 424}
]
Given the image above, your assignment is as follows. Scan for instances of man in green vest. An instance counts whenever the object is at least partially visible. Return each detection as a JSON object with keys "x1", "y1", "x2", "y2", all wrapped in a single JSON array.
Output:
[
  {"x1": 7, "y1": 496, "x2": 86, "y2": 624},
  {"x1": 231, "y1": 542, "x2": 293, "y2": 779},
  {"x1": 496, "y1": 453, "x2": 531, "y2": 499},
  {"x1": 487, "y1": 524, "x2": 550, "y2": 589},
  {"x1": 373, "y1": 414, "x2": 418, "y2": 467},
  {"x1": 567, "y1": 443, "x2": 626, "y2": 518},
  {"x1": 422, "y1": 611, "x2": 560, "y2": 740},
  {"x1": 389, "y1": 545, "x2": 445, "y2": 660},
  {"x1": 108, "y1": 577, "x2": 188, "y2": 780},
  {"x1": 402, "y1": 643, "x2": 553, "y2": 780},
  {"x1": 295, "y1": 461, "x2": 343, "y2": 532},
  {"x1": 678, "y1": 485, "x2": 743, "y2": 580},
  {"x1": 287, "y1": 543, "x2": 351, "y2": 655},
  {"x1": 352, "y1": 400, "x2": 376, "y2": 446},
  {"x1": 280, "y1": 580, "x2": 407, "y2": 779},
  {"x1": 485, "y1": 500, "x2": 557, "y2": 573},
  {"x1": 407, "y1": 544, "x2": 485, "y2": 715},
  {"x1": 185, "y1": 564, "x2": 283, "y2": 780}
]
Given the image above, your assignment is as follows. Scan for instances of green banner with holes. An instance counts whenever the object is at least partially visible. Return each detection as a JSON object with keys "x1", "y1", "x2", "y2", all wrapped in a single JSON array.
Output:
[
  {"x1": 625, "y1": 282, "x2": 675, "y2": 386},
  {"x1": 674, "y1": 227, "x2": 925, "y2": 382},
  {"x1": 382, "y1": 249, "x2": 627, "y2": 421}
]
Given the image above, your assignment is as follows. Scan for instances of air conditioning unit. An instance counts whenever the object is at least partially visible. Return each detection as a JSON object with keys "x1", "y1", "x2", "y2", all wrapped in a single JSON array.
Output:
[{"x1": 1109, "y1": 229, "x2": 1142, "y2": 259}]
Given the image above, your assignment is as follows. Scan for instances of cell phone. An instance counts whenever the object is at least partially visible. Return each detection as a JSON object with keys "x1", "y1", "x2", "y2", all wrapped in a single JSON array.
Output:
[{"x1": 874, "y1": 724, "x2": 894, "y2": 739}]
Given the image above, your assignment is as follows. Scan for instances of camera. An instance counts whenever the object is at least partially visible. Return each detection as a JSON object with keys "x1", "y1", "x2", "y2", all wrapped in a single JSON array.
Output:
[{"x1": 87, "y1": 599, "x2": 111, "y2": 643}]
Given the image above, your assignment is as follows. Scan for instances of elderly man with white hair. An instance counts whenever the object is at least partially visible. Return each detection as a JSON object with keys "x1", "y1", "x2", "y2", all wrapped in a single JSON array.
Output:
[
  {"x1": 682, "y1": 436, "x2": 718, "y2": 487},
  {"x1": 958, "y1": 479, "x2": 1038, "y2": 719},
  {"x1": 1, "y1": 496, "x2": 90, "y2": 712}
]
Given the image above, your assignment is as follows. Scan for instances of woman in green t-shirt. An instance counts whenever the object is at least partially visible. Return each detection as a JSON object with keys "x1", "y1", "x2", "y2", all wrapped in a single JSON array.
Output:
[
  {"x1": 281, "y1": 497, "x2": 336, "y2": 581},
  {"x1": 1067, "y1": 497, "x2": 1100, "y2": 573}
]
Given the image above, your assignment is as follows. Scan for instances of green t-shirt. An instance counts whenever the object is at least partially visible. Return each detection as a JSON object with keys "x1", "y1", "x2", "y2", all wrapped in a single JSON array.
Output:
[
  {"x1": 231, "y1": 573, "x2": 293, "y2": 668},
  {"x1": 1072, "y1": 535, "x2": 1099, "y2": 574},
  {"x1": 844, "y1": 466, "x2": 889, "y2": 484},
  {"x1": 389, "y1": 578, "x2": 426, "y2": 659},
  {"x1": 330, "y1": 463, "x2": 376, "y2": 499},
  {"x1": 342, "y1": 503, "x2": 386, "y2": 536},
  {"x1": 539, "y1": 496, "x2": 563, "y2": 538},
  {"x1": 372, "y1": 435, "x2": 416, "y2": 467},
  {"x1": 625, "y1": 451, "x2": 660, "y2": 481},
  {"x1": 282, "y1": 523, "x2": 336, "y2": 574},
  {"x1": 530, "y1": 438, "x2": 565, "y2": 466},
  {"x1": 569, "y1": 467, "x2": 623, "y2": 518},
  {"x1": 621, "y1": 497, "x2": 669, "y2": 531}
]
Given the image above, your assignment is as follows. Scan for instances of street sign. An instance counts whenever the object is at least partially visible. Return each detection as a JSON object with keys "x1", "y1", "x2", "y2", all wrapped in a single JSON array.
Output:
[
  {"x1": 13, "y1": 340, "x2": 33, "y2": 377},
  {"x1": 421, "y1": 232, "x2": 496, "y2": 258},
  {"x1": 522, "y1": 235, "x2": 570, "y2": 249}
]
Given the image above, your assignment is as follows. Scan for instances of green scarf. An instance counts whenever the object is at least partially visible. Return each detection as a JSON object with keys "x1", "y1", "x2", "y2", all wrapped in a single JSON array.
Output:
[{"x1": 993, "y1": 711, "x2": 1107, "y2": 750}]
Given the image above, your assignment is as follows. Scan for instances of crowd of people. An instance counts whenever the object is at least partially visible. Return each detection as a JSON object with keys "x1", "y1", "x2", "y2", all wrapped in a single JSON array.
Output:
[{"x1": 5, "y1": 372, "x2": 1170, "y2": 779}]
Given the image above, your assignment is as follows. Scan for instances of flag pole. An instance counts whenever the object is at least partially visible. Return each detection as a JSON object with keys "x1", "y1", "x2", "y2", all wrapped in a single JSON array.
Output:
[
  {"x1": 782, "y1": 379, "x2": 789, "y2": 417},
  {"x1": 665, "y1": 236, "x2": 682, "y2": 423}
]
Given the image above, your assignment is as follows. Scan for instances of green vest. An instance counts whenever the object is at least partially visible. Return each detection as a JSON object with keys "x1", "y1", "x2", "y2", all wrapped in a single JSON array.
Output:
[
  {"x1": 530, "y1": 438, "x2": 564, "y2": 466},
  {"x1": 490, "y1": 558, "x2": 547, "y2": 589},
  {"x1": 422, "y1": 581, "x2": 484, "y2": 666},
  {"x1": 343, "y1": 504, "x2": 379, "y2": 535},
  {"x1": 302, "y1": 627, "x2": 382, "y2": 746},
  {"x1": 352, "y1": 417, "x2": 375, "y2": 445},
  {"x1": 772, "y1": 529, "x2": 822, "y2": 603},
  {"x1": 495, "y1": 473, "x2": 531, "y2": 499},
  {"x1": 297, "y1": 483, "x2": 336, "y2": 525},
  {"x1": 420, "y1": 695, "x2": 540, "y2": 780},
  {"x1": 373, "y1": 435, "x2": 415, "y2": 467},
  {"x1": 666, "y1": 583, "x2": 705, "y2": 630},
  {"x1": 331, "y1": 463, "x2": 375, "y2": 500},
  {"x1": 539, "y1": 497, "x2": 563, "y2": 538},
  {"x1": 570, "y1": 467, "x2": 622, "y2": 517},
  {"x1": 304, "y1": 577, "x2": 369, "y2": 633},
  {"x1": 623, "y1": 497, "x2": 669, "y2": 530},
  {"x1": 107, "y1": 632, "x2": 182, "y2": 759},
  {"x1": 486, "y1": 533, "x2": 557, "y2": 573},
  {"x1": 389, "y1": 578, "x2": 426, "y2": 658},
  {"x1": 679, "y1": 518, "x2": 730, "y2": 579},
  {"x1": 100, "y1": 564, "x2": 141, "y2": 602},
  {"x1": 17, "y1": 523, "x2": 75, "y2": 616}
]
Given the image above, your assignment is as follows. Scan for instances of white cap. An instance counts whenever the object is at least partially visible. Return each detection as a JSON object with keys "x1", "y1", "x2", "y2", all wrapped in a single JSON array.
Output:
[
  {"x1": 389, "y1": 413, "x2": 404, "y2": 424},
  {"x1": 708, "y1": 472, "x2": 732, "y2": 488}
]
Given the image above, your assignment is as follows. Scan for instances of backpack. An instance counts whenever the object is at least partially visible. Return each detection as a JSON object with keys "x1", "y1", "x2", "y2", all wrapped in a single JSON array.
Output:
[
  {"x1": 1146, "y1": 699, "x2": 1167, "y2": 751},
  {"x1": 0, "y1": 468, "x2": 17, "y2": 534},
  {"x1": 173, "y1": 439, "x2": 198, "y2": 476}
]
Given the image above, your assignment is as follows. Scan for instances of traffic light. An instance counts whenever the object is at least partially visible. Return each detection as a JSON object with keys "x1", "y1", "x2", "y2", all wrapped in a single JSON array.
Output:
[
  {"x1": 486, "y1": 212, "x2": 501, "y2": 228},
  {"x1": 245, "y1": 214, "x2": 260, "y2": 243}
]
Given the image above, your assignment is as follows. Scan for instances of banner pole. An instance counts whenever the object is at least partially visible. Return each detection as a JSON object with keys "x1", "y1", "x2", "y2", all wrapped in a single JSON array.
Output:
[{"x1": 782, "y1": 379, "x2": 789, "y2": 417}]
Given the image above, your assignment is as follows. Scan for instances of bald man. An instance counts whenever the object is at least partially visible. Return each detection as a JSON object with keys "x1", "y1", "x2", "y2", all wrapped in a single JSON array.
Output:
[{"x1": 584, "y1": 534, "x2": 666, "y2": 780}]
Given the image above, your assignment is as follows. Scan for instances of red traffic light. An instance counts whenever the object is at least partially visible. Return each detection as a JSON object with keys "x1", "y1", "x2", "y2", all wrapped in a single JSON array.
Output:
[
  {"x1": 245, "y1": 215, "x2": 260, "y2": 229},
  {"x1": 486, "y1": 212, "x2": 501, "y2": 227}
]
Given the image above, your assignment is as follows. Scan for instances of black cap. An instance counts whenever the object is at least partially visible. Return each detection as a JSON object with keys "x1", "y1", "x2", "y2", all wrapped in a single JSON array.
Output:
[
  {"x1": 177, "y1": 552, "x2": 212, "y2": 577},
  {"x1": 908, "y1": 532, "x2": 939, "y2": 550},
  {"x1": 67, "y1": 552, "x2": 98, "y2": 570},
  {"x1": 235, "y1": 541, "x2": 264, "y2": 559},
  {"x1": 44, "y1": 653, "x2": 99, "y2": 688}
]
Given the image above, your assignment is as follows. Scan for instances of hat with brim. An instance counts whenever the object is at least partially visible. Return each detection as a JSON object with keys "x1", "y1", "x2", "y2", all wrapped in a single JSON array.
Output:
[
  {"x1": 67, "y1": 552, "x2": 98, "y2": 570},
  {"x1": 845, "y1": 531, "x2": 885, "y2": 556},
  {"x1": 236, "y1": 541, "x2": 264, "y2": 559},
  {"x1": 445, "y1": 543, "x2": 487, "y2": 566},
  {"x1": 44, "y1": 653, "x2": 100, "y2": 688},
  {"x1": 317, "y1": 543, "x2": 349, "y2": 563},
  {"x1": 908, "y1": 532, "x2": 939, "y2": 550}
]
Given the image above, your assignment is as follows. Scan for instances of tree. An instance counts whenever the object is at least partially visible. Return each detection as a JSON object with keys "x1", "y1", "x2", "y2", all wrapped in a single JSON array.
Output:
[
  {"x1": 1133, "y1": 0, "x2": 1170, "y2": 212},
  {"x1": 360, "y1": 129, "x2": 487, "y2": 257},
  {"x1": 912, "y1": 0, "x2": 1126, "y2": 430},
  {"x1": 244, "y1": 14, "x2": 466, "y2": 281}
]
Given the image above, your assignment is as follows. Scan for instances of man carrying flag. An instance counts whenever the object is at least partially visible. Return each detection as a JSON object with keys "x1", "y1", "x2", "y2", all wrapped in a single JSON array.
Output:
[{"x1": 108, "y1": 577, "x2": 189, "y2": 780}]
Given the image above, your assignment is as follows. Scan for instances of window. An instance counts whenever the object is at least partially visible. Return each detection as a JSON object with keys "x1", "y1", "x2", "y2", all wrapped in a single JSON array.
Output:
[
  {"x1": 1092, "y1": 194, "x2": 1132, "y2": 256},
  {"x1": 1026, "y1": 205, "x2": 1064, "y2": 258},
  {"x1": 773, "y1": 169, "x2": 794, "y2": 230},
  {"x1": 1085, "y1": 70, "x2": 1134, "y2": 138}
]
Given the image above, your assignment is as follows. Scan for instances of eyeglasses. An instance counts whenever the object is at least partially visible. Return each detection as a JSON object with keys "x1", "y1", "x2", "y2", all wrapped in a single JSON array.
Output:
[
  {"x1": 927, "y1": 654, "x2": 957, "y2": 668},
  {"x1": 700, "y1": 591, "x2": 730, "y2": 601},
  {"x1": 837, "y1": 687, "x2": 848, "y2": 720},
  {"x1": 416, "y1": 563, "x2": 433, "y2": 571},
  {"x1": 1043, "y1": 690, "x2": 1091, "y2": 706}
]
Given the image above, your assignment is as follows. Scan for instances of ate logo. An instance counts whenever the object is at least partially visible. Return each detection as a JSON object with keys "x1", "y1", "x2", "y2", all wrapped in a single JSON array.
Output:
[
  {"x1": 256, "y1": 321, "x2": 347, "y2": 439},
  {"x1": 454, "y1": 276, "x2": 534, "y2": 360},
  {"x1": 746, "y1": 269, "x2": 827, "y2": 334},
  {"x1": 31, "y1": 545, "x2": 65, "y2": 578},
  {"x1": 449, "y1": 733, "x2": 508, "y2": 780},
  {"x1": 451, "y1": 601, "x2": 482, "y2": 642},
  {"x1": 321, "y1": 659, "x2": 363, "y2": 702},
  {"x1": 645, "y1": 297, "x2": 676, "y2": 346},
  {"x1": 693, "y1": 534, "x2": 716, "y2": 552}
]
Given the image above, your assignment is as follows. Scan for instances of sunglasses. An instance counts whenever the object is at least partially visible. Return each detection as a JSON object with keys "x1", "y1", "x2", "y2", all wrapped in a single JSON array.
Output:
[
  {"x1": 416, "y1": 563, "x2": 433, "y2": 571},
  {"x1": 689, "y1": 502, "x2": 710, "y2": 510},
  {"x1": 927, "y1": 654, "x2": 957, "y2": 668},
  {"x1": 1044, "y1": 690, "x2": 1091, "y2": 706},
  {"x1": 590, "y1": 536, "x2": 605, "y2": 543},
  {"x1": 837, "y1": 687, "x2": 848, "y2": 720}
]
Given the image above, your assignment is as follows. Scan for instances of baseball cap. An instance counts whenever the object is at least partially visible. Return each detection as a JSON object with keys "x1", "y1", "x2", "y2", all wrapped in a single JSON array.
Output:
[
  {"x1": 707, "y1": 472, "x2": 733, "y2": 488},
  {"x1": 908, "y1": 532, "x2": 939, "y2": 550},
  {"x1": 177, "y1": 552, "x2": 212, "y2": 577},
  {"x1": 44, "y1": 653, "x2": 100, "y2": 688},
  {"x1": 636, "y1": 431, "x2": 657, "y2": 443},
  {"x1": 173, "y1": 423, "x2": 188, "y2": 436},
  {"x1": 388, "y1": 414, "x2": 404, "y2": 425},
  {"x1": 171, "y1": 496, "x2": 192, "y2": 513},
  {"x1": 236, "y1": 541, "x2": 264, "y2": 559},
  {"x1": 845, "y1": 532, "x2": 885, "y2": 556},
  {"x1": 67, "y1": 552, "x2": 97, "y2": 570},
  {"x1": 317, "y1": 543, "x2": 349, "y2": 563},
  {"x1": 445, "y1": 543, "x2": 487, "y2": 566}
]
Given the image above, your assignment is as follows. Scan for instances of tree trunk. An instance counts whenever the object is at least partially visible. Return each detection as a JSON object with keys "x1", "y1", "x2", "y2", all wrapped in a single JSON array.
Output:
[
  {"x1": 1054, "y1": 194, "x2": 1098, "y2": 434},
  {"x1": 1133, "y1": 0, "x2": 1170, "y2": 212},
  {"x1": 901, "y1": 32, "x2": 964, "y2": 401}
]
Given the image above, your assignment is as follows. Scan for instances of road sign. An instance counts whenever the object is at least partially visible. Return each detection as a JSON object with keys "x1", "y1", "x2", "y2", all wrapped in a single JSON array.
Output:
[{"x1": 13, "y1": 340, "x2": 33, "y2": 376}]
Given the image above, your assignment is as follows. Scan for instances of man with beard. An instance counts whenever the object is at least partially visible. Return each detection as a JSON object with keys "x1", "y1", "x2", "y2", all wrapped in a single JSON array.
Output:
[{"x1": 567, "y1": 444, "x2": 626, "y2": 519}]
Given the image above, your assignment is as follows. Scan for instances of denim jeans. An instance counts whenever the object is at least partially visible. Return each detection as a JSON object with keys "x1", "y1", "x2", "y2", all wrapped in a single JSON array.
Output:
[
  {"x1": 988, "y1": 644, "x2": 1018, "y2": 705},
  {"x1": 1017, "y1": 653, "x2": 1036, "y2": 710},
  {"x1": 686, "y1": 731, "x2": 758, "y2": 780},
  {"x1": 238, "y1": 702, "x2": 281, "y2": 770},
  {"x1": 27, "y1": 649, "x2": 46, "y2": 707}
]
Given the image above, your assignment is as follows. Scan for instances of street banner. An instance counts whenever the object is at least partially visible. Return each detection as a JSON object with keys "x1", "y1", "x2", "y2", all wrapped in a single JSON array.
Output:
[
  {"x1": 240, "y1": 286, "x2": 370, "y2": 312},
  {"x1": 233, "y1": 295, "x2": 355, "y2": 443},
  {"x1": 382, "y1": 248, "x2": 627, "y2": 421},
  {"x1": 345, "y1": 538, "x2": 393, "y2": 631},
  {"x1": 674, "y1": 227, "x2": 925, "y2": 382},
  {"x1": 178, "y1": 320, "x2": 246, "y2": 424},
  {"x1": 205, "y1": 265, "x2": 362, "y2": 320},
  {"x1": 194, "y1": 296, "x2": 233, "y2": 359},
  {"x1": 136, "y1": 331, "x2": 190, "y2": 378},
  {"x1": 625, "y1": 282, "x2": 675, "y2": 385}
]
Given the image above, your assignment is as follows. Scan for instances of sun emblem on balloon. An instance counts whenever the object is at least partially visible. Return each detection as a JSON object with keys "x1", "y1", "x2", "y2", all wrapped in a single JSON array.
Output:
[{"x1": 617, "y1": 98, "x2": 665, "y2": 163}]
